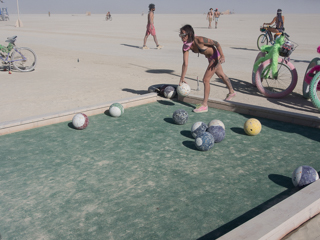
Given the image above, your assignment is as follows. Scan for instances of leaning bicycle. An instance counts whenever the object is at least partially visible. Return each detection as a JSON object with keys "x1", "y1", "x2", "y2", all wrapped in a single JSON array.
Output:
[
  {"x1": 0, "y1": 36, "x2": 37, "y2": 72},
  {"x1": 302, "y1": 50, "x2": 320, "y2": 99},
  {"x1": 253, "y1": 32, "x2": 298, "y2": 98},
  {"x1": 306, "y1": 46, "x2": 320, "y2": 110}
]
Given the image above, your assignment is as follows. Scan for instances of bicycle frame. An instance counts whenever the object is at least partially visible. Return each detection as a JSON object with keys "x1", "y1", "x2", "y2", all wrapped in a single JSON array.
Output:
[
  {"x1": 305, "y1": 65, "x2": 320, "y2": 89},
  {"x1": 0, "y1": 46, "x2": 27, "y2": 64},
  {"x1": 261, "y1": 31, "x2": 272, "y2": 43},
  {"x1": 261, "y1": 57, "x2": 289, "y2": 79}
]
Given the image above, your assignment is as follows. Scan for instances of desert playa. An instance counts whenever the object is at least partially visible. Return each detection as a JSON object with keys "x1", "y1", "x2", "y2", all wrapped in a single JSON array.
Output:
[
  {"x1": 0, "y1": 13, "x2": 320, "y2": 239},
  {"x1": 0, "y1": 13, "x2": 319, "y2": 122}
]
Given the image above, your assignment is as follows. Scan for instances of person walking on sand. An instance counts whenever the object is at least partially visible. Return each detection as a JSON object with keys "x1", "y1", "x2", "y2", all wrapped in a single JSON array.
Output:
[
  {"x1": 214, "y1": 9, "x2": 221, "y2": 29},
  {"x1": 178, "y1": 24, "x2": 236, "y2": 113},
  {"x1": 206, "y1": 8, "x2": 213, "y2": 29},
  {"x1": 142, "y1": 3, "x2": 162, "y2": 50}
]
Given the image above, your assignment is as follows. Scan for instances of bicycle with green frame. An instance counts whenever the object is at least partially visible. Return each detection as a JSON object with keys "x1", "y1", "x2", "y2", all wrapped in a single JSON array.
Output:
[
  {"x1": 0, "y1": 36, "x2": 37, "y2": 72},
  {"x1": 253, "y1": 32, "x2": 298, "y2": 98}
]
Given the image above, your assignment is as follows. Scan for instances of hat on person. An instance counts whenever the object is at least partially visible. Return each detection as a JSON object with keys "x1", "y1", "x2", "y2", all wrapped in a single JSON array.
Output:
[{"x1": 215, "y1": 8, "x2": 218, "y2": 11}]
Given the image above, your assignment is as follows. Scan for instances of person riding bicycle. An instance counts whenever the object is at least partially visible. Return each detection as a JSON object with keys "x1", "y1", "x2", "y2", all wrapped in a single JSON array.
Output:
[
  {"x1": 263, "y1": 9, "x2": 284, "y2": 42},
  {"x1": 179, "y1": 24, "x2": 236, "y2": 113}
]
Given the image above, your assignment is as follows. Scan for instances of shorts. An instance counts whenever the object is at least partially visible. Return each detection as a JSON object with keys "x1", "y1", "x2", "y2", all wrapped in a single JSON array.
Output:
[
  {"x1": 207, "y1": 49, "x2": 221, "y2": 62},
  {"x1": 146, "y1": 24, "x2": 156, "y2": 36},
  {"x1": 208, "y1": 17, "x2": 213, "y2": 22},
  {"x1": 215, "y1": 17, "x2": 219, "y2": 22}
]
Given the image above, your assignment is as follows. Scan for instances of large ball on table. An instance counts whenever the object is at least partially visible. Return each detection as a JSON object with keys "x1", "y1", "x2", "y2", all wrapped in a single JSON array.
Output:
[
  {"x1": 207, "y1": 126, "x2": 225, "y2": 143},
  {"x1": 191, "y1": 122, "x2": 208, "y2": 138},
  {"x1": 72, "y1": 113, "x2": 89, "y2": 130},
  {"x1": 195, "y1": 132, "x2": 214, "y2": 151},
  {"x1": 109, "y1": 103, "x2": 124, "y2": 117},
  {"x1": 172, "y1": 109, "x2": 188, "y2": 125},
  {"x1": 164, "y1": 86, "x2": 176, "y2": 99},
  {"x1": 177, "y1": 83, "x2": 191, "y2": 97},
  {"x1": 244, "y1": 118, "x2": 261, "y2": 136},
  {"x1": 292, "y1": 165, "x2": 319, "y2": 188},
  {"x1": 208, "y1": 119, "x2": 225, "y2": 130}
]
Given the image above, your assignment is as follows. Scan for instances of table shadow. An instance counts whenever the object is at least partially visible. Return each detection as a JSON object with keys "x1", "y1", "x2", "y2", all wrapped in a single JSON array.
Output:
[{"x1": 197, "y1": 174, "x2": 298, "y2": 239}]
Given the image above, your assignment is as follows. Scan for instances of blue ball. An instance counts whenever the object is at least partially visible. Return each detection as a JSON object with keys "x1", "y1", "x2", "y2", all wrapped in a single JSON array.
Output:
[
  {"x1": 173, "y1": 109, "x2": 188, "y2": 125},
  {"x1": 207, "y1": 126, "x2": 225, "y2": 143},
  {"x1": 292, "y1": 165, "x2": 319, "y2": 188},
  {"x1": 195, "y1": 132, "x2": 214, "y2": 151},
  {"x1": 191, "y1": 122, "x2": 208, "y2": 138}
]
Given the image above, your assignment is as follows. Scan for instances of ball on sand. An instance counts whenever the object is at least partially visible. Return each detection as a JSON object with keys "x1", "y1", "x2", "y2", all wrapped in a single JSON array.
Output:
[
  {"x1": 292, "y1": 165, "x2": 319, "y2": 188},
  {"x1": 164, "y1": 86, "x2": 176, "y2": 98},
  {"x1": 195, "y1": 132, "x2": 214, "y2": 151},
  {"x1": 191, "y1": 122, "x2": 208, "y2": 138},
  {"x1": 207, "y1": 126, "x2": 225, "y2": 143},
  {"x1": 244, "y1": 118, "x2": 261, "y2": 136},
  {"x1": 72, "y1": 113, "x2": 89, "y2": 130},
  {"x1": 172, "y1": 109, "x2": 188, "y2": 125},
  {"x1": 177, "y1": 83, "x2": 191, "y2": 97},
  {"x1": 208, "y1": 119, "x2": 225, "y2": 130},
  {"x1": 109, "y1": 103, "x2": 124, "y2": 117}
]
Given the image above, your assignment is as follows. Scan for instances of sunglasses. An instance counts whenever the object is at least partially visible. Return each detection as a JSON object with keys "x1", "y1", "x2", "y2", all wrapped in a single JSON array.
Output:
[{"x1": 179, "y1": 33, "x2": 187, "y2": 37}]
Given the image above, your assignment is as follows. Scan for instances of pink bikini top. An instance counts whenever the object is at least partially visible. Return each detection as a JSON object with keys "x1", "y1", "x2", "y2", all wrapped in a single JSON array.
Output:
[{"x1": 183, "y1": 41, "x2": 193, "y2": 51}]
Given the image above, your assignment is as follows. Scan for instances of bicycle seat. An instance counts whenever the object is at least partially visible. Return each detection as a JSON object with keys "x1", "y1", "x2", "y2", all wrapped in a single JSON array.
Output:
[{"x1": 5, "y1": 36, "x2": 17, "y2": 43}]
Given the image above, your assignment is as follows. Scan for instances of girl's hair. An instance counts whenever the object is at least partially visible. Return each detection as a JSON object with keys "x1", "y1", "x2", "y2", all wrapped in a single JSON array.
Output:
[
  {"x1": 180, "y1": 25, "x2": 194, "y2": 43},
  {"x1": 149, "y1": 4, "x2": 155, "y2": 10},
  {"x1": 276, "y1": 9, "x2": 283, "y2": 28}
]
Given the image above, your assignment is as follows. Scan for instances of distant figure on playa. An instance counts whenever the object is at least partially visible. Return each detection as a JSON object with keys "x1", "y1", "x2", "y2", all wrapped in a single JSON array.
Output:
[
  {"x1": 142, "y1": 3, "x2": 162, "y2": 50},
  {"x1": 214, "y1": 9, "x2": 221, "y2": 29},
  {"x1": 263, "y1": 9, "x2": 285, "y2": 42},
  {"x1": 106, "y1": 11, "x2": 112, "y2": 21},
  {"x1": 179, "y1": 24, "x2": 236, "y2": 113},
  {"x1": 48, "y1": 11, "x2": 50, "y2": 17},
  {"x1": 206, "y1": 8, "x2": 213, "y2": 29}
]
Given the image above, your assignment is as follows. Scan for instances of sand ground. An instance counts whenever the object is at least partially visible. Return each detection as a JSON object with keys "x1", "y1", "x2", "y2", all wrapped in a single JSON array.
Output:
[
  {"x1": 0, "y1": 13, "x2": 320, "y2": 238},
  {"x1": 1, "y1": 14, "x2": 320, "y2": 123}
]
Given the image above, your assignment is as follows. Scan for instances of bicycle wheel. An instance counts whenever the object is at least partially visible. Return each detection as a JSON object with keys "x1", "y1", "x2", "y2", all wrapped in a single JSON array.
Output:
[
  {"x1": 303, "y1": 57, "x2": 320, "y2": 99},
  {"x1": 11, "y1": 47, "x2": 37, "y2": 72},
  {"x1": 255, "y1": 58, "x2": 298, "y2": 98},
  {"x1": 257, "y1": 34, "x2": 268, "y2": 50},
  {"x1": 309, "y1": 72, "x2": 320, "y2": 110},
  {"x1": 252, "y1": 52, "x2": 266, "y2": 86}
]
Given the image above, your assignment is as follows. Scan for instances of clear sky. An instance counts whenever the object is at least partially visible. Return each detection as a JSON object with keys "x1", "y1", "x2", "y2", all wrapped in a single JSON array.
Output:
[{"x1": 2, "y1": 0, "x2": 320, "y2": 14}]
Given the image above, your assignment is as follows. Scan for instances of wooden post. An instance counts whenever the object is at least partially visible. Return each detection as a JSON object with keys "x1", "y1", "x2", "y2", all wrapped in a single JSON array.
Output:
[{"x1": 15, "y1": 0, "x2": 23, "y2": 27}]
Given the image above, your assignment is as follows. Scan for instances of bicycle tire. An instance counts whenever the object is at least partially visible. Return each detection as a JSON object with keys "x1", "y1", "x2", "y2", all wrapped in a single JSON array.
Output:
[
  {"x1": 302, "y1": 57, "x2": 320, "y2": 99},
  {"x1": 309, "y1": 72, "x2": 320, "y2": 110},
  {"x1": 257, "y1": 34, "x2": 269, "y2": 50},
  {"x1": 255, "y1": 58, "x2": 298, "y2": 98},
  {"x1": 11, "y1": 47, "x2": 37, "y2": 72},
  {"x1": 252, "y1": 52, "x2": 267, "y2": 86}
]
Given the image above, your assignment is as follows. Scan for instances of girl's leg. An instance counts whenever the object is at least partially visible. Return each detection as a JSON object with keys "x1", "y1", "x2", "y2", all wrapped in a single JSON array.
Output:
[
  {"x1": 201, "y1": 59, "x2": 218, "y2": 107},
  {"x1": 215, "y1": 63, "x2": 236, "y2": 100}
]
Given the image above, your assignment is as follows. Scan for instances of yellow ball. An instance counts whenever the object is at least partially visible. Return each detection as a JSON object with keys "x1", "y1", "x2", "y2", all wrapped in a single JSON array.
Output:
[{"x1": 244, "y1": 118, "x2": 261, "y2": 136}]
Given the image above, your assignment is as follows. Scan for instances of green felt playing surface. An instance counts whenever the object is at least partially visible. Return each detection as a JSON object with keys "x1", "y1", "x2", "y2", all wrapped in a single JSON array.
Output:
[{"x1": 0, "y1": 100, "x2": 320, "y2": 240}]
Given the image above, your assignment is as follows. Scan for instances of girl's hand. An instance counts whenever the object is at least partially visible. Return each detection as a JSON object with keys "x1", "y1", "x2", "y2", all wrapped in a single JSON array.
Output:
[
  {"x1": 219, "y1": 56, "x2": 225, "y2": 64},
  {"x1": 179, "y1": 79, "x2": 187, "y2": 85}
]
